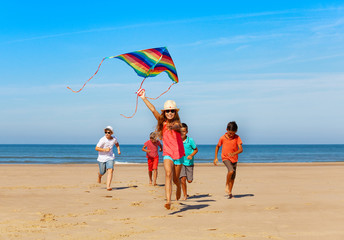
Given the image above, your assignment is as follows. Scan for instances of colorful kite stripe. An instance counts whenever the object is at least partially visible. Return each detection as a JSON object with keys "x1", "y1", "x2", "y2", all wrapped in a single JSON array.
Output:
[{"x1": 113, "y1": 47, "x2": 178, "y2": 83}]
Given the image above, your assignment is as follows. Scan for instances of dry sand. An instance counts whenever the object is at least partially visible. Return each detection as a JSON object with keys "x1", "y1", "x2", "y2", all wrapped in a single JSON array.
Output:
[{"x1": 1, "y1": 163, "x2": 344, "y2": 240}]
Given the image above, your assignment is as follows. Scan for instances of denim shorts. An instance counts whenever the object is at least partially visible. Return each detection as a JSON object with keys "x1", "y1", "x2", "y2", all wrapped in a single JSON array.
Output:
[
  {"x1": 98, "y1": 160, "x2": 114, "y2": 175},
  {"x1": 163, "y1": 156, "x2": 184, "y2": 165}
]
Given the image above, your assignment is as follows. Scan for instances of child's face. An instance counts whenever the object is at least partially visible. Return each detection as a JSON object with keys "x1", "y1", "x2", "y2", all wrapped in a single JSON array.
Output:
[
  {"x1": 180, "y1": 127, "x2": 187, "y2": 139},
  {"x1": 164, "y1": 109, "x2": 176, "y2": 120},
  {"x1": 150, "y1": 138, "x2": 157, "y2": 143},
  {"x1": 105, "y1": 130, "x2": 113, "y2": 139},
  {"x1": 226, "y1": 130, "x2": 236, "y2": 139}
]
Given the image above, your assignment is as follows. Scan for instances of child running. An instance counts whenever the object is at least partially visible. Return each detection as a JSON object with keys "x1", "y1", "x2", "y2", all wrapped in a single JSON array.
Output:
[
  {"x1": 214, "y1": 121, "x2": 243, "y2": 199},
  {"x1": 180, "y1": 123, "x2": 198, "y2": 200},
  {"x1": 139, "y1": 90, "x2": 185, "y2": 209},
  {"x1": 95, "y1": 126, "x2": 121, "y2": 191},
  {"x1": 142, "y1": 132, "x2": 162, "y2": 186}
]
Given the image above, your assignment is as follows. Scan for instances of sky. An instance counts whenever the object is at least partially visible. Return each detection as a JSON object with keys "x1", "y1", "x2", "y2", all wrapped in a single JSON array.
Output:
[{"x1": 1, "y1": 1, "x2": 344, "y2": 144}]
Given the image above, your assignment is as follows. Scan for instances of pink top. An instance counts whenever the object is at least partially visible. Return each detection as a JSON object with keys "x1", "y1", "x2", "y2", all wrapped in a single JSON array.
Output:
[
  {"x1": 162, "y1": 122, "x2": 185, "y2": 160},
  {"x1": 144, "y1": 139, "x2": 162, "y2": 158}
]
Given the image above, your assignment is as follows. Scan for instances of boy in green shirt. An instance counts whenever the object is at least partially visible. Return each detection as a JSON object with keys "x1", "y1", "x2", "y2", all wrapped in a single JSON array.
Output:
[{"x1": 180, "y1": 123, "x2": 198, "y2": 200}]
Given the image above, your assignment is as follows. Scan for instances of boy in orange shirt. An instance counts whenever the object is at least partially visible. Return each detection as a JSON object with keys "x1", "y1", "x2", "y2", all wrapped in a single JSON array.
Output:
[{"x1": 214, "y1": 121, "x2": 243, "y2": 199}]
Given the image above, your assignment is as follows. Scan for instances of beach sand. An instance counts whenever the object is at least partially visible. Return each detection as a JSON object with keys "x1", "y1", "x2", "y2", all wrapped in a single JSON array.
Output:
[{"x1": 1, "y1": 163, "x2": 344, "y2": 240}]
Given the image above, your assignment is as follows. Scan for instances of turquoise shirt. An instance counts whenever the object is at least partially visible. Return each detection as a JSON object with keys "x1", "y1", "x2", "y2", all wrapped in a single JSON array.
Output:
[{"x1": 183, "y1": 136, "x2": 197, "y2": 166}]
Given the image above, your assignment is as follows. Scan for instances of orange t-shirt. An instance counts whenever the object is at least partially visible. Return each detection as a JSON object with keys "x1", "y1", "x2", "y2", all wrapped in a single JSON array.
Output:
[
  {"x1": 162, "y1": 122, "x2": 185, "y2": 160},
  {"x1": 217, "y1": 134, "x2": 242, "y2": 163}
]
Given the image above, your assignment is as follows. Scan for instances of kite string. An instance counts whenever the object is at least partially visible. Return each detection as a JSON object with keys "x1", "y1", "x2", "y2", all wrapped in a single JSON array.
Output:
[
  {"x1": 67, "y1": 57, "x2": 107, "y2": 93},
  {"x1": 146, "y1": 83, "x2": 175, "y2": 100},
  {"x1": 120, "y1": 77, "x2": 146, "y2": 119},
  {"x1": 120, "y1": 79, "x2": 175, "y2": 118}
]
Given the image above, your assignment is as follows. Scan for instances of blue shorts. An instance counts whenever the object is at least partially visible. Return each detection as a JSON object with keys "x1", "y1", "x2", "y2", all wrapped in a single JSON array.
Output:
[
  {"x1": 98, "y1": 160, "x2": 114, "y2": 175},
  {"x1": 163, "y1": 156, "x2": 184, "y2": 165}
]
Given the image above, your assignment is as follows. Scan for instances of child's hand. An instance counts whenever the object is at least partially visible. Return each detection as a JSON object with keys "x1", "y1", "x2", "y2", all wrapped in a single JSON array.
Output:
[
  {"x1": 104, "y1": 148, "x2": 110, "y2": 152},
  {"x1": 187, "y1": 155, "x2": 193, "y2": 160},
  {"x1": 137, "y1": 89, "x2": 146, "y2": 99},
  {"x1": 213, "y1": 158, "x2": 218, "y2": 166},
  {"x1": 118, "y1": 150, "x2": 121, "y2": 155},
  {"x1": 228, "y1": 153, "x2": 236, "y2": 157}
]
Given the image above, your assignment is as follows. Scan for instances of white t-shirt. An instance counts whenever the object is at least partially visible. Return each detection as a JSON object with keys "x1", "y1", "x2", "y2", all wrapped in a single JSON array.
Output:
[{"x1": 96, "y1": 136, "x2": 118, "y2": 162}]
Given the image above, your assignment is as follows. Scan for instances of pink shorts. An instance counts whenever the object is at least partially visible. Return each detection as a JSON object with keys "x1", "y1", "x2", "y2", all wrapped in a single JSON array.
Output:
[{"x1": 147, "y1": 156, "x2": 159, "y2": 171}]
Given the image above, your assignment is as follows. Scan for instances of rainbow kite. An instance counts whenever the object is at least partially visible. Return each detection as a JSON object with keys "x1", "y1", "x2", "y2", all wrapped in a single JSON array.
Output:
[{"x1": 67, "y1": 47, "x2": 179, "y2": 118}]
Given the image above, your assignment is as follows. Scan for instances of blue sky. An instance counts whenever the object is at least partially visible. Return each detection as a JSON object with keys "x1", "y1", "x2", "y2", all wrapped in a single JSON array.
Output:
[{"x1": 1, "y1": 1, "x2": 344, "y2": 144}]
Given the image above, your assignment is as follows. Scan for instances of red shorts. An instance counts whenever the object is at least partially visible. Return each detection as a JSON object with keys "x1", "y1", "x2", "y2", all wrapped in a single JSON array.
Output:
[{"x1": 147, "y1": 156, "x2": 159, "y2": 171}]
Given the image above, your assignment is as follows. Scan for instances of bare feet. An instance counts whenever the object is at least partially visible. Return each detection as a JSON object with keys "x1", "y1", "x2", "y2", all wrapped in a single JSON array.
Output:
[
  {"x1": 164, "y1": 203, "x2": 171, "y2": 210},
  {"x1": 225, "y1": 185, "x2": 230, "y2": 194},
  {"x1": 107, "y1": 188, "x2": 112, "y2": 191},
  {"x1": 229, "y1": 193, "x2": 233, "y2": 199},
  {"x1": 182, "y1": 195, "x2": 187, "y2": 201},
  {"x1": 153, "y1": 182, "x2": 157, "y2": 186},
  {"x1": 98, "y1": 173, "x2": 102, "y2": 183},
  {"x1": 149, "y1": 182, "x2": 152, "y2": 186}
]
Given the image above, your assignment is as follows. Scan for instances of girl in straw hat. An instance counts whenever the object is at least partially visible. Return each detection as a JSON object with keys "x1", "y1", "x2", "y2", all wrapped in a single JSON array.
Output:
[{"x1": 139, "y1": 90, "x2": 185, "y2": 209}]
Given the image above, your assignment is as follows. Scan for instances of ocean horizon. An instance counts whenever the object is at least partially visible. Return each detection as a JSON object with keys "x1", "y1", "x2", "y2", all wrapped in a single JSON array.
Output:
[{"x1": 1, "y1": 144, "x2": 344, "y2": 164}]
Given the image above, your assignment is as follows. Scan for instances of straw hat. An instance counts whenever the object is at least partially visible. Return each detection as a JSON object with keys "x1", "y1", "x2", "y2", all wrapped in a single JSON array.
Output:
[{"x1": 163, "y1": 100, "x2": 178, "y2": 110}]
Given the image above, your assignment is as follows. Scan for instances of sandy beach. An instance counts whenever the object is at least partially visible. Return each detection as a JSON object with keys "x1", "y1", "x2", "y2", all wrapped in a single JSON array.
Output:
[{"x1": 1, "y1": 163, "x2": 344, "y2": 240}]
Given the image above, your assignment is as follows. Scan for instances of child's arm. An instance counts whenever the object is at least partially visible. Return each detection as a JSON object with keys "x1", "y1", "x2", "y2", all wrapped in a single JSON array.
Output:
[
  {"x1": 95, "y1": 146, "x2": 110, "y2": 152},
  {"x1": 139, "y1": 90, "x2": 160, "y2": 120},
  {"x1": 142, "y1": 145, "x2": 151, "y2": 153},
  {"x1": 187, "y1": 147, "x2": 198, "y2": 160},
  {"x1": 115, "y1": 142, "x2": 121, "y2": 155},
  {"x1": 228, "y1": 144, "x2": 243, "y2": 157},
  {"x1": 158, "y1": 142, "x2": 163, "y2": 152},
  {"x1": 214, "y1": 145, "x2": 220, "y2": 165}
]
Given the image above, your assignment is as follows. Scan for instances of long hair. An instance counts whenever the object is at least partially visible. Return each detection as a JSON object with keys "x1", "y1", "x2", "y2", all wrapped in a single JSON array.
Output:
[{"x1": 156, "y1": 110, "x2": 181, "y2": 139}]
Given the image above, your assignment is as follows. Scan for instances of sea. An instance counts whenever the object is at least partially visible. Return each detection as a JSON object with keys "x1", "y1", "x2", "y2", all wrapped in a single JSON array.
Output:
[{"x1": 0, "y1": 144, "x2": 344, "y2": 164}]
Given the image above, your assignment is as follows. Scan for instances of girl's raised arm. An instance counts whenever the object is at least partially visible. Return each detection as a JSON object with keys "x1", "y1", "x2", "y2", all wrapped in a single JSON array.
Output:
[{"x1": 139, "y1": 90, "x2": 160, "y2": 120}]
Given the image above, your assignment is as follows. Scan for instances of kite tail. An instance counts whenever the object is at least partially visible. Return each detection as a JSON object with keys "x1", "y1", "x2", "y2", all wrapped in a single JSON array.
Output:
[
  {"x1": 146, "y1": 83, "x2": 175, "y2": 100},
  {"x1": 67, "y1": 57, "x2": 107, "y2": 93}
]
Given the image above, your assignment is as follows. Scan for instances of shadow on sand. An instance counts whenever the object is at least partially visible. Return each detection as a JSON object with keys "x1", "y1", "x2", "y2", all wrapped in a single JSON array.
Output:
[
  {"x1": 169, "y1": 203, "x2": 209, "y2": 215},
  {"x1": 233, "y1": 193, "x2": 254, "y2": 198}
]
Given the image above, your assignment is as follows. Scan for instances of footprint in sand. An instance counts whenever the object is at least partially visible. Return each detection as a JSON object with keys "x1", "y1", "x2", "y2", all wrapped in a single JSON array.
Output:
[
  {"x1": 131, "y1": 201, "x2": 142, "y2": 206},
  {"x1": 264, "y1": 206, "x2": 279, "y2": 210},
  {"x1": 40, "y1": 213, "x2": 56, "y2": 222}
]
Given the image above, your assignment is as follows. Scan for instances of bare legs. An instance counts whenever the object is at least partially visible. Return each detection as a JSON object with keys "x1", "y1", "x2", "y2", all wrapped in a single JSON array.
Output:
[
  {"x1": 148, "y1": 171, "x2": 153, "y2": 185},
  {"x1": 226, "y1": 171, "x2": 235, "y2": 198},
  {"x1": 173, "y1": 164, "x2": 182, "y2": 201},
  {"x1": 148, "y1": 169, "x2": 158, "y2": 185},
  {"x1": 181, "y1": 177, "x2": 192, "y2": 200},
  {"x1": 153, "y1": 169, "x2": 158, "y2": 186},
  {"x1": 164, "y1": 159, "x2": 174, "y2": 209},
  {"x1": 98, "y1": 168, "x2": 114, "y2": 191},
  {"x1": 163, "y1": 160, "x2": 183, "y2": 209}
]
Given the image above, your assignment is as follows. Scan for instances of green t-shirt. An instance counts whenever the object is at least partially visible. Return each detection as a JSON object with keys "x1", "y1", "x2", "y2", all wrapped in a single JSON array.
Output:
[{"x1": 183, "y1": 136, "x2": 197, "y2": 166}]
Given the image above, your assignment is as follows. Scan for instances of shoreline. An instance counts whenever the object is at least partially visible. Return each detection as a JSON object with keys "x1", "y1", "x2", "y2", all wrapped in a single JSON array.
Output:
[{"x1": 1, "y1": 161, "x2": 344, "y2": 167}]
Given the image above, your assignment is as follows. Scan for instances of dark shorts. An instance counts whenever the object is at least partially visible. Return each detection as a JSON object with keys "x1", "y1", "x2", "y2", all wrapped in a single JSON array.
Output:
[
  {"x1": 179, "y1": 165, "x2": 194, "y2": 182},
  {"x1": 223, "y1": 160, "x2": 237, "y2": 179}
]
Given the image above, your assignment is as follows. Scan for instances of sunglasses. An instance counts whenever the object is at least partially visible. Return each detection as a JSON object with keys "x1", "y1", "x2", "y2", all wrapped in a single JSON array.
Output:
[
  {"x1": 165, "y1": 109, "x2": 175, "y2": 113},
  {"x1": 105, "y1": 131, "x2": 112, "y2": 134}
]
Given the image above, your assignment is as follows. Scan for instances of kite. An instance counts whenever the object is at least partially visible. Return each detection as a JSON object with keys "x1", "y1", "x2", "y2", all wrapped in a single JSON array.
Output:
[{"x1": 67, "y1": 47, "x2": 179, "y2": 118}]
